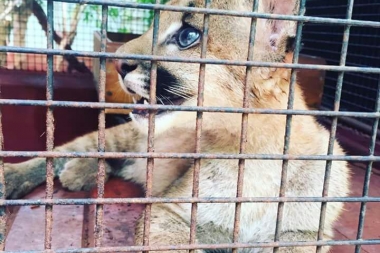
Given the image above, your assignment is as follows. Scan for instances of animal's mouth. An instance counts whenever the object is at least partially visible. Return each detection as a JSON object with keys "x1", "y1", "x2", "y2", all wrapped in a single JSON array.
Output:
[{"x1": 132, "y1": 95, "x2": 186, "y2": 117}]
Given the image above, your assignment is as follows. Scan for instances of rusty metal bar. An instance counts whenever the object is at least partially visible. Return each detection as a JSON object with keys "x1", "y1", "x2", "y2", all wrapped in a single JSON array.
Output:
[
  {"x1": 81, "y1": 204, "x2": 91, "y2": 248},
  {"x1": 2, "y1": 46, "x2": 380, "y2": 73},
  {"x1": 273, "y1": 2, "x2": 306, "y2": 252},
  {"x1": 44, "y1": 0, "x2": 55, "y2": 250},
  {"x1": 2, "y1": 196, "x2": 380, "y2": 206},
  {"x1": 142, "y1": 1, "x2": 160, "y2": 249},
  {"x1": 319, "y1": 108, "x2": 380, "y2": 139},
  {"x1": 0, "y1": 42, "x2": 5, "y2": 251},
  {"x1": 0, "y1": 151, "x2": 379, "y2": 162},
  {"x1": 0, "y1": 0, "x2": 7, "y2": 242},
  {"x1": 316, "y1": 2, "x2": 354, "y2": 252},
  {"x1": 0, "y1": 118, "x2": 4, "y2": 250},
  {"x1": 354, "y1": 76, "x2": 380, "y2": 253},
  {"x1": 1, "y1": 99, "x2": 380, "y2": 118},
  {"x1": 232, "y1": 1, "x2": 259, "y2": 251},
  {"x1": 55, "y1": 0, "x2": 380, "y2": 28},
  {"x1": 189, "y1": 0, "x2": 210, "y2": 250},
  {"x1": 3, "y1": 238, "x2": 380, "y2": 253},
  {"x1": 93, "y1": 4, "x2": 108, "y2": 248}
]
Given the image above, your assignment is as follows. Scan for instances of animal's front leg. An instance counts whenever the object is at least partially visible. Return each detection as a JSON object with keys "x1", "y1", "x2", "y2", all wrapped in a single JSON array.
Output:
[
  {"x1": 5, "y1": 122, "x2": 142, "y2": 199},
  {"x1": 5, "y1": 159, "x2": 53, "y2": 199},
  {"x1": 259, "y1": 231, "x2": 330, "y2": 253},
  {"x1": 134, "y1": 203, "x2": 204, "y2": 253}
]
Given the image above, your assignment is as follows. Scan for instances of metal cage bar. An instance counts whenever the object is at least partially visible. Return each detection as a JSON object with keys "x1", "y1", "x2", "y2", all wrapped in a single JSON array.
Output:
[
  {"x1": 44, "y1": 0, "x2": 55, "y2": 250},
  {"x1": 0, "y1": 0, "x2": 9, "y2": 244},
  {"x1": 2, "y1": 44, "x2": 380, "y2": 76},
  {"x1": 2, "y1": 46, "x2": 380, "y2": 73},
  {"x1": 0, "y1": 48, "x2": 5, "y2": 252},
  {"x1": 232, "y1": 1, "x2": 259, "y2": 252},
  {"x1": 1, "y1": 99, "x2": 380, "y2": 118},
  {"x1": 93, "y1": 4, "x2": 109, "y2": 247},
  {"x1": 0, "y1": 151, "x2": 379, "y2": 162},
  {"x1": 273, "y1": 1, "x2": 306, "y2": 252},
  {"x1": 142, "y1": 0, "x2": 161, "y2": 249},
  {"x1": 0, "y1": 114, "x2": 4, "y2": 250},
  {"x1": 2, "y1": 196, "x2": 380, "y2": 206},
  {"x1": 2, "y1": 238, "x2": 380, "y2": 253},
  {"x1": 316, "y1": 2, "x2": 354, "y2": 252},
  {"x1": 189, "y1": 0, "x2": 210, "y2": 251},
  {"x1": 1, "y1": 0, "x2": 380, "y2": 252}
]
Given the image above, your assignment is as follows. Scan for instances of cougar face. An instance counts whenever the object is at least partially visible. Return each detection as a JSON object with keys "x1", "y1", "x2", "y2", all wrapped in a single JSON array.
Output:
[{"x1": 115, "y1": 0, "x2": 299, "y2": 135}]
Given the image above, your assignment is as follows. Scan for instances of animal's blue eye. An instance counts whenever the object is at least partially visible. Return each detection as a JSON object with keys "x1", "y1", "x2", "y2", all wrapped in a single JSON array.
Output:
[{"x1": 177, "y1": 27, "x2": 200, "y2": 49}]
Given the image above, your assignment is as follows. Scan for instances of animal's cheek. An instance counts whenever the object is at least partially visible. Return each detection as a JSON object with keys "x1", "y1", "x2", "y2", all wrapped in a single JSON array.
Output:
[{"x1": 163, "y1": 44, "x2": 180, "y2": 55}]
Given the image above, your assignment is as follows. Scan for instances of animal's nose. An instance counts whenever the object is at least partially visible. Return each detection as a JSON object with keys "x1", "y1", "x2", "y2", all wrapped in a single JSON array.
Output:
[{"x1": 115, "y1": 60, "x2": 138, "y2": 79}]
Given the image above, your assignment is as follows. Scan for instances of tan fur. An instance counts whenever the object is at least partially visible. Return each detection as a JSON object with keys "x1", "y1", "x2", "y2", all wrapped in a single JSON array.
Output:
[{"x1": 5, "y1": 1, "x2": 350, "y2": 252}]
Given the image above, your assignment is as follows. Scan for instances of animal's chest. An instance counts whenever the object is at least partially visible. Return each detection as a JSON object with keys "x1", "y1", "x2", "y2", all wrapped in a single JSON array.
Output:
[{"x1": 195, "y1": 160, "x2": 282, "y2": 198}]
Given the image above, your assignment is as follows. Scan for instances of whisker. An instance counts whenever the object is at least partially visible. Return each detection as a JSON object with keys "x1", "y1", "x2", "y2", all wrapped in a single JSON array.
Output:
[
  {"x1": 156, "y1": 95, "x2": 166, "y2": 105},
  {"x1": 166, "y1": 87, "x2": 193, "y2": 100}
]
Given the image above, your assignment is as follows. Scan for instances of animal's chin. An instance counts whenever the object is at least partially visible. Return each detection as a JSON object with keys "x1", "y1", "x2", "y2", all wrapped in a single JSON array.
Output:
[{"x1": 131, "y1": 96, "x2": 187, "y2": 118}]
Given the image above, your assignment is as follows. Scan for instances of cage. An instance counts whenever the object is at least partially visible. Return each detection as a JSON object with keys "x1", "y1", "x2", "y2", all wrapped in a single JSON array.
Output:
[
  {"x1": 0, "y1": 0, "x2": 379, "y2": 253},
  {"x1": 303, "y1": 0, "x2": 380, "y2": 128}
]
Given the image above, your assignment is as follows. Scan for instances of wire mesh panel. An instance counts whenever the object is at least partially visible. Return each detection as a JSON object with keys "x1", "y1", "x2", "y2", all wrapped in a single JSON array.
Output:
[
  {"x1": 302, "y1": 0, "x2": 380, "y2": 127},
  {"x1": 0, "y1": 0, "x2": 161, "y2": 72},
  {"x1": 0, "y1": 1, "x2": 379, "y2": 253}
]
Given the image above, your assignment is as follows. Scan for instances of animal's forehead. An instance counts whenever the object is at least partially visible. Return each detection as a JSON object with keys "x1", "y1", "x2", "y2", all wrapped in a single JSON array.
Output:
[
  {"x1": 158, "y1": 0, "x2": 230, "y2": 34},
  {"x1": 159, "y1": 0, "x2": 207, "y2": 27},
  {"x1": 167, "y1": 0, "x2": 223, "y2": 8},
  {"x1": 157, "y1": 0, "x2": 193, "y2": 32}
]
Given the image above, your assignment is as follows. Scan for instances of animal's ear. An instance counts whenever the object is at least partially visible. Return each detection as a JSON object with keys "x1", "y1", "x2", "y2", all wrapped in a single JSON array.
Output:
[{"x1": 256, "y1": 0, "x2": 301, "y2": 57}]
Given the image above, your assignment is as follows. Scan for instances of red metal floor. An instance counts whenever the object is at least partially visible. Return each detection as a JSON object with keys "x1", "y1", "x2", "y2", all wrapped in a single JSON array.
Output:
[{"x1": 4, "y1": 165, "x2": 380, "y2": 253}]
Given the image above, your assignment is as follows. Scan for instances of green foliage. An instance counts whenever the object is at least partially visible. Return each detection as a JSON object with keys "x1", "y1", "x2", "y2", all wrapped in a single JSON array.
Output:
[{"x1": 82, "y1": 0, "x2": 171, "y2": 33}]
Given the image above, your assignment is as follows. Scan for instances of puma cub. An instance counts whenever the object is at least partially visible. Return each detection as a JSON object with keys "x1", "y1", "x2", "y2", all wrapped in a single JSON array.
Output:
[{"x1": 5, "y1": 0, "x2": 350, "y2": 252}]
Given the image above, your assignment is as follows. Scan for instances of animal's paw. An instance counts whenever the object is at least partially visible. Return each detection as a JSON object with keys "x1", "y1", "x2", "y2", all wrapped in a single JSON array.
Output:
[{"x1": 59, "y1": 158, "x2": 105, "y2": 192}]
